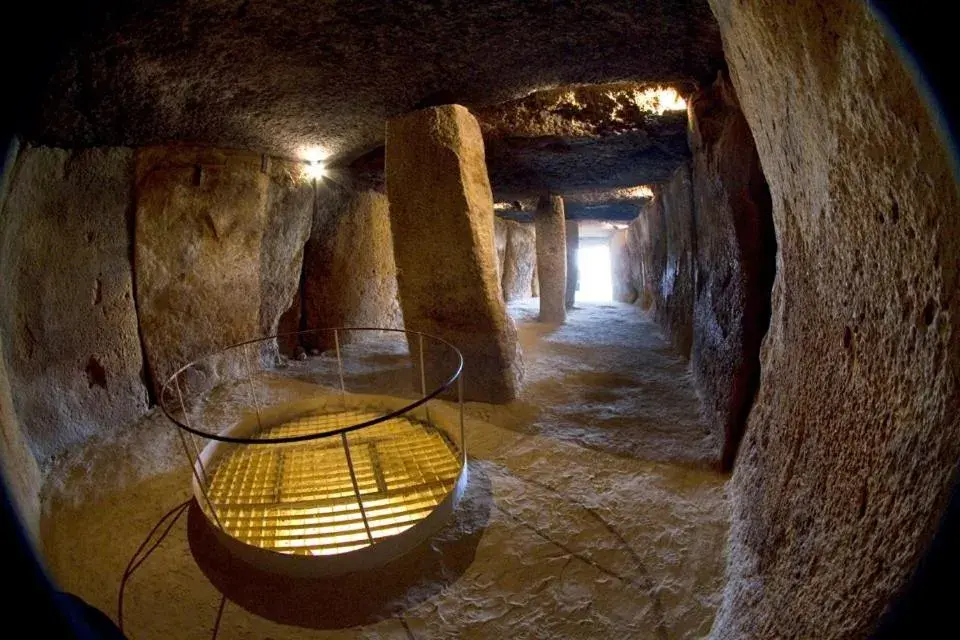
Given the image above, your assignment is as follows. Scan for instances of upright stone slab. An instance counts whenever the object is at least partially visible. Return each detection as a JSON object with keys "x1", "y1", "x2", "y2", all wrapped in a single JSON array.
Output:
[
  {"x1": 303, "y1": 188, "x2": 404, "y2": 343},
  {"x1": 501, "y1": 220, "x2": 537, "y2": 302},
  {"x1": 386, "y1": 105, "x2": 522, "y2": 403},
  {"x1": 535, "y1": 194, "x2": 567, "y2": 323},
  {"x1": 565, "y1": 220, "x2": 579, "y2": 309},
  {"x1": 0, "y1": 147, "x2": 148, "y2": 462},
  {"x1": 135, "y1": 147, "x2": 269, "y2": 394}
]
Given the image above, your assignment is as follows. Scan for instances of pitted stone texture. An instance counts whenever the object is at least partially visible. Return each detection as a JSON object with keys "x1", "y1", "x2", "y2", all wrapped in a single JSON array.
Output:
[
  {"x1": 0, "y1": 146, "x2": 148, "y2": 464},
  {"x1": 302, "y1": 188, "x2": 403, "y2": 349},
  {"x1": 501, "y1": 221, "x2": 538, "y2": 302},
  {"x1": 135, "y1": 147, "x2": 270, "y2": 394},
  {"x1": 386, "y1": 105, "x2": 521, "y2": 403},
  {"x1": 688, "y1": 72, "x2": 775, "y2": 472},
  {"x1": 614, "y1": 166, "x2": 695, "y2": 355},
  {"x1": 260, "y1": 166, "x2": 314, "y2": 338},
  {"x1": 30, "y1": 1, "x2": 723, "y2": 159},
  {"x1": 0, "y1": 139, "x2": 42, "y2": 542},
  {"x1": 708, "y1": 1, "x2": 960, "y2": 637},
  {"x1": 535, "y1": 195, "x2": 567, "y2": 323},
  {"x1": 565, "y1": 220, "x2": 580, "y2": 309},
  {"x1": 654, "y1": 164, "x2": 697, "y2": 358}
]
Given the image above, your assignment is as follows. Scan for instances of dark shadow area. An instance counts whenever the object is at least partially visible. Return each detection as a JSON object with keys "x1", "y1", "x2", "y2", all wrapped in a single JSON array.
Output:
[{"x1": 187, "y1": 462, "x2": 492, "y2": 630}]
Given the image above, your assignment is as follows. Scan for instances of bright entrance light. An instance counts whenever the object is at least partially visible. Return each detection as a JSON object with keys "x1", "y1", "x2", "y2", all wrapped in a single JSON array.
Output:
[{"x1": 577, "y1": 244, "x2": 613, "y2": 302}]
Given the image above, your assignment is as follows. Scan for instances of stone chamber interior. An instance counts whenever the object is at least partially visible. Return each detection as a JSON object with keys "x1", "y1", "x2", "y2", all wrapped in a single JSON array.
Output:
[{"x1": 1, "y1": 1, "x2": 958, "y2": 638}]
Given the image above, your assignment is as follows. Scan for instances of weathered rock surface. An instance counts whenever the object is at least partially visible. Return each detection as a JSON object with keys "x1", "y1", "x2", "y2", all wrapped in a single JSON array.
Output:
[
  {"x1": 302, "y1": 188, "x2": 403, "y2": 346},
  {"x1": 0, "y1": 146, "x2": 149, "y2": 464},
  {"x1": 135, "y1": 147, "x2": 269, "y2": 393},
  {"x1": 0, "y1": 139, "x2": 42, "y2": 543},
  {"x1": 688, "y1": 71, "x2": 775, "y2": 471},
  {"x1": 565, "y1": 220, "x2": 580, "y2": 309},
  {"x1": 386, "y1": 105, "x2": 522, "y2": 403},
  {"x1": 29, "y1": 1, "x2": 723, "y2": 159},
  {"x1": 260, "y1": 165, "x2": 314, "y2": 338},
  {"x1": 708, "y1": 0, "x2": 960, "y2": 637},
  {"x1": 654, "y1": 164, "x2": 697, "y2": 358},
  {"x1": 535, "y1": 195, "x2": 567, "y2": 323},
  {"x1": 500, "y1": 220, "x2": 537, "y2": 302},
  {"x1": 619, "y1": 167, "x2": 696, "y2": 356},
  {"x1": 610, "y1": 229, "x2": 638, "y2": 304}
]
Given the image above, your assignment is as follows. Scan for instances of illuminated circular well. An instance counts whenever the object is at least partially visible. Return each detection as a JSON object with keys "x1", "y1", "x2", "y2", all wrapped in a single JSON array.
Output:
[
  {"x1": 161, "y1": 328, "x2": 468, "y2": 576},
  {"x1": 201, "y1": 408, "x2": 462, "y2": 557}
]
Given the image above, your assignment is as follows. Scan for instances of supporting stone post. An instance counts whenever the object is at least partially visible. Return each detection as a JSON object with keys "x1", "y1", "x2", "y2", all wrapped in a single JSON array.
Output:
[
  {"x1": 535, "y1": 194, "x2": 567, "y2": 323},
  {"x1": 386, "y1": 105, "x2": 522, "y2": 403},
  {"x1": 565, "y1": 220, "x2": 579, "y2": 310}
]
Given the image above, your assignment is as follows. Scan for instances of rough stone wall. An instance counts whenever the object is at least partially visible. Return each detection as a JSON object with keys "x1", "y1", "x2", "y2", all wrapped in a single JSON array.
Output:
[
  {"x1": 500, "y1": 220, "x2": 537, "y2": 302},
  {"x1": 0, "y1": 139, "x2": 42, "y2": 543},
  {"x1": 135, "y1": 147, "x2": 311, "y2": 392},
  {"x1": 0, "y1": 146, "x2": 149, "y2": 464},
  {"x1": 260, "y1": 164, "x2": 314, "y2": 338},
  {"x1": 708, "y1": 1, "x2": 960, "y2": 637},
  {"x1": 135, "y1": 148, "x2": 269, "y2": 392},
  {"x1": 654, "y1": 164, "x2": 697, "y2": 358},
  {"x1": 619, "y1": 169, "x2": 694, "y2": 354},
  {"x1": 302, "y1": 188, "x2": 403, "y2": 345},
  {"x1": 689, "y1": 72, "x2": 775, "y2": 472},
  {"x1": 386, "y1": 105, "x2": 522, "y2": 403}
]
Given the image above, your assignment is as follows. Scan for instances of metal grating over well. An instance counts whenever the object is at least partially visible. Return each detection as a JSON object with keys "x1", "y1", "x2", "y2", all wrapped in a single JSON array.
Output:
[{"x1": 203, "y1": 410, "x2": 461, "y2": 556}]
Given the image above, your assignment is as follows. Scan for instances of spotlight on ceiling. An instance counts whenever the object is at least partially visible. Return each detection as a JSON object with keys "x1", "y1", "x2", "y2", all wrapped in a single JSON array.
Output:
[{"x1": 304, "y1": 160, "x2": 327, "y2": 180}]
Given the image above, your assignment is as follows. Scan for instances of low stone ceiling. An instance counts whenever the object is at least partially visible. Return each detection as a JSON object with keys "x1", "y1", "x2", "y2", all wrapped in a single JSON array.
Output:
[
  {"x1": 27, "y1": 0, "x2": 722, "y2": 162},
  {"x1": 495, "y1": 188, "x2": 653, "y2": 223},
  {"x1": 349, "y1": 83, "x2": 688, "y2": 219},
  {"x1": 476, "y1": 83, "x2": 690, "y2": 199}
]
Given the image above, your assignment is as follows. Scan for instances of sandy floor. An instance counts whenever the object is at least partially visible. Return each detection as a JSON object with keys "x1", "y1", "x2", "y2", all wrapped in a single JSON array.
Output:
[{"x1": 41, "y1": 300, "x2": 729, "y2": 639}]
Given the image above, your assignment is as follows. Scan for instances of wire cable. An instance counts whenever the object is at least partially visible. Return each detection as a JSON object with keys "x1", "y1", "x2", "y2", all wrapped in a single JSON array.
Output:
[{"x1": 117, "y1": 499, "x2": 191, "y2": 633}]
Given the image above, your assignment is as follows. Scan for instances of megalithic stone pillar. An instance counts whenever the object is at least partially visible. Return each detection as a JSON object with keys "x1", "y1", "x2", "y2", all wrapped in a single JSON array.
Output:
[
  {"x1": 386, "y1": 105, "x2": 522, "y2": 403},
  {"x1": 535, "y1": 194, "x2": 567, "y2": 323},
  {"x1": 565, "y1": 219, "x2": 579, "y2": 310}
]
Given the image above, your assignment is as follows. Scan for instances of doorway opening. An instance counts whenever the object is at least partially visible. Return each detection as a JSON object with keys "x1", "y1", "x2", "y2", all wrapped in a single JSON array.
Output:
[{"x1": 576, "y1": 243, "x2": 613, "y2": 303}]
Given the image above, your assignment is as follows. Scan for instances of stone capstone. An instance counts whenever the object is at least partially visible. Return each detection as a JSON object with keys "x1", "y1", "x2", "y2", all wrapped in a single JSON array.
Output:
[
  {"x1": 30, "y1": 1, "x2": 723, "y2": 159},
  {"x1": 386, "y1": 105, "x2": 522, "y2": 403}
]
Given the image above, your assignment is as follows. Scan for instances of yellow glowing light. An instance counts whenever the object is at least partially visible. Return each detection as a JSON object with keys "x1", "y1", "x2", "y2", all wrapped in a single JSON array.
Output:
[
  {"x1": 202, "y1": 410, "x2": 461, "y2": 556},
  {"x1": 628, "y1": 87, "x2": 687, "y2": 115},
  {"x1": 621, "y1": 185, "x2": 654, "y2": 199}
]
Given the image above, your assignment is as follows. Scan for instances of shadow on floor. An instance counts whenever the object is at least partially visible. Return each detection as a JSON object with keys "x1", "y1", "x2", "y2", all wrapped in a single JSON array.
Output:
[{"x1": 187, "y1": 462, "x2": 493, "y2": 630}]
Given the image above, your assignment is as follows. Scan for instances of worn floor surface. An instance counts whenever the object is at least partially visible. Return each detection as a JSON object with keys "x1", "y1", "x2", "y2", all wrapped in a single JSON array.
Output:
[{"x1": 41, "y1": 300, "x2": 728, "y2": 639}]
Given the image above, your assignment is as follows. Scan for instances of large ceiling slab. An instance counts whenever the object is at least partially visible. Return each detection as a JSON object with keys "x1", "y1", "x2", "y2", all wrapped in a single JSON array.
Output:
[{"x1": 27, "y1": 0, "x2": 722, "y2": 161}]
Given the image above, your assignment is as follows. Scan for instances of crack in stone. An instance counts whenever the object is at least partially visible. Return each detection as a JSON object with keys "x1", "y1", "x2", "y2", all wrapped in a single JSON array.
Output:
[{"x1": 493, "y1": 502, "x2": 670, "y2": 640}]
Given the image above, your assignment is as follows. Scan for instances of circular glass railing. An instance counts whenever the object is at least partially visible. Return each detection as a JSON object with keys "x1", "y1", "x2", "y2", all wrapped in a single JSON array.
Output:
[{"x1": 159, "y1": 328, "x2": 467, "y2": 575}]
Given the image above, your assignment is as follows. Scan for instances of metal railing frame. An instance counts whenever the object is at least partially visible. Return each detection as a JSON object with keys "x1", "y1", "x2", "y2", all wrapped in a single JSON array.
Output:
[{"x1": 159, "y1": 327, "x2": 466, "y2": 541}]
